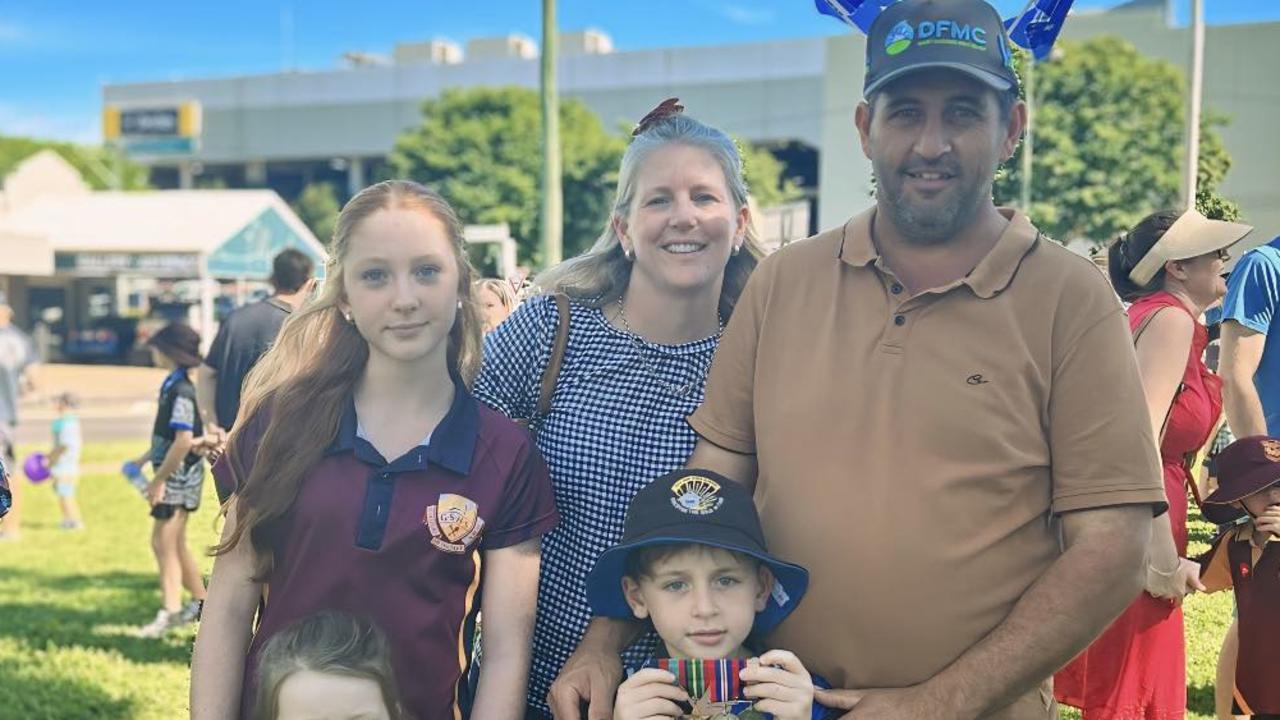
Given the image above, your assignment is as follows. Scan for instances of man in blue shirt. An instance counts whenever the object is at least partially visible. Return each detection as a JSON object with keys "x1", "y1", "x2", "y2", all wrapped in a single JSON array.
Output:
[
  {"x1": 1222, "y1": 235, "x2": 1280, "y2": 437},
  {"x1": 1215, "y1": 233, "x2": 1280, "y2": 720}
]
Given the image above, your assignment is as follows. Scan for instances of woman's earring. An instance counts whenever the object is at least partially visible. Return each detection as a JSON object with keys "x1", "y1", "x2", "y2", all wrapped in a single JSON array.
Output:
[
  {"x1": 342, "y1": 310, "x2": 353, "y2": 323},
  {"x1": 731, "y1": 244, "x2": 741, "y2": 257},
  {"x1": 623, "y1": 246, "x2": 634, "y2": 262},
  {"x1": 457, "y1": 300, "x2": 464, "y2": 309}
]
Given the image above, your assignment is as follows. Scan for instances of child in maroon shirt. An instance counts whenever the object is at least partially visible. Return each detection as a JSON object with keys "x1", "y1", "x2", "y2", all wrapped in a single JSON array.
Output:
[
  {"x1": 190, "y1": 181, "x2": 558, "y2": 720},
  {"x1": 1199, "y1": 435, "x2": 1280, "y2": 719}
]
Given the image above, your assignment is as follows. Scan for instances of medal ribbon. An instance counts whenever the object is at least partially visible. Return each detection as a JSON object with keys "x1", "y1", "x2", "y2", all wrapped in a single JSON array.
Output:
[{"x1": 651, "y1": 658, "x2": 747, "y2": 703}]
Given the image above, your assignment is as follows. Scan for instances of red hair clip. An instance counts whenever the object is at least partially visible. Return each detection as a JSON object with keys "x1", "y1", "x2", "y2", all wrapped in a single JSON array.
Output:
[{"x1": 632, "y1": 97, "x2": 684, "y2": 137}]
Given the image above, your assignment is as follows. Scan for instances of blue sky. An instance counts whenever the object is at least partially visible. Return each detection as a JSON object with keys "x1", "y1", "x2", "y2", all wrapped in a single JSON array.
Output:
[{"x1": 1, "y1": 1, "x2": 1275, "y2": 143}]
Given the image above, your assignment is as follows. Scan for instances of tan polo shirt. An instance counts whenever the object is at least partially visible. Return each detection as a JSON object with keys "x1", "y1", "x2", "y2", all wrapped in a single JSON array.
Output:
[{"x1": 688, "y1": 208, "x2": 1166, "y2": 719}]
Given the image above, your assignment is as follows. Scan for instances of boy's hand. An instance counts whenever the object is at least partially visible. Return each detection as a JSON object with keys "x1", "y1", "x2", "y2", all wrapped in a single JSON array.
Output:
[
  {"x1": 145, "y1": 480, "x2": 165, "y2": 506},
  {"x1": 191, "y1": 434, "x2": 226, "y2": 460},
  {"x1": 741, "y1": 650, "x2": 814, "y2": 720},
  {"x1": 1256, "y1": 505, "x2": 1280, "y2": 536},
  {"x1": 613, "y1": 669, "x2": 687, "y2": 720}
]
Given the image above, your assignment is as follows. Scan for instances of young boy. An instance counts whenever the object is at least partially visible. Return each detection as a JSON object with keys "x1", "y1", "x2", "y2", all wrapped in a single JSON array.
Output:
[
  {"x1": 586, "y1": 469, "x2": 830, "y2": 720},
  {"x1": 1198, "y1": 435, "x2": 1280, "y2": 719},
  {"x1": 47, "y1": 392, "x2": 83, "y2": 530}
]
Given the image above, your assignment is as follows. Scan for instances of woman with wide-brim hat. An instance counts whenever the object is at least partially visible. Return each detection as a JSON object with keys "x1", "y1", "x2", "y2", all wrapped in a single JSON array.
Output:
[{"x1": 1056, "y1": 208, "x2": 1254, "y2": 719}]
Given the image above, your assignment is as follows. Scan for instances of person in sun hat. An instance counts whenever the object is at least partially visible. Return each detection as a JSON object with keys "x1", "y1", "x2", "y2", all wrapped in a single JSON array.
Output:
[
  {"x1": 1197, "y1": 435, "x2": 1280, "y2": 719},
  {"x1": 1056, "y1": 207, "x2": 1254, "y2": 719},
  {"x1": 586, "y1": 469, "x2": 834, "y2": 720}
]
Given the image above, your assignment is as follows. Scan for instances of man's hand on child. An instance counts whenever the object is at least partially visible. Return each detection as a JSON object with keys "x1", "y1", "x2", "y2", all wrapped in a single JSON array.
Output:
[
  {"x1": 814, "y1": 684, "x2": 947, "y2": 720},
  {"x1": 549, "y1": 639, "x2": 626, "y2": 720},
  {"x1": 741, "y1": 650, "x2": 814, "y2": 720},
  {"x1": 613, "y1": 668, "x2": 688, "y2": 720}
]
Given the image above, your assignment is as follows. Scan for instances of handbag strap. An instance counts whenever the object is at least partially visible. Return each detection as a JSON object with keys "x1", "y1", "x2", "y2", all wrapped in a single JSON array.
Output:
[
  {"x1": 534, "y1": 294, "x2": 571, "y2": 420},
  {"x1": 1132, "y1": 305, "x2": 1187, "y2": 445}
]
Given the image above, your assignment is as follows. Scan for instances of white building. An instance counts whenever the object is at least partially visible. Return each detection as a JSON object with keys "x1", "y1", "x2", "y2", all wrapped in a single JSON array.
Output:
[{"x1": 102, "y1": 0, "x2": 1280, "y2": 240}]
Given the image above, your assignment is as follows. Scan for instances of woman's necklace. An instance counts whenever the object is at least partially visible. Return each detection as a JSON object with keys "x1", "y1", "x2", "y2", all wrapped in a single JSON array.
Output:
[{"x1": 615, "y1": 296, "x2": 723, "y2": 397}]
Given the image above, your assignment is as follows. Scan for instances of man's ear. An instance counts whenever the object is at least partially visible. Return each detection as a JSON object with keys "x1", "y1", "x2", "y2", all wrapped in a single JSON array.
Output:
[
  {"x1": 855, "y1": 101, "x2": 874, "y2": 160},
  {"x1": 1000, "y1": 100, "x2": 1028, "y2": 163}
]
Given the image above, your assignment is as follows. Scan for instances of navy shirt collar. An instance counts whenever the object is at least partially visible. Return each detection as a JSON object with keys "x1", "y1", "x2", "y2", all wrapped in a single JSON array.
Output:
[{"x1": 328, "y1": 376, "x2": 479, "y2": 476}]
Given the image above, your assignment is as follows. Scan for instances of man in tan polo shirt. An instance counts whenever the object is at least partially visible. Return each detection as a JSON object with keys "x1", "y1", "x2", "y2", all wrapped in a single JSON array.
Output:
[{"x1": 545, "y1": 1, "x2": 1167, "y2": 719}]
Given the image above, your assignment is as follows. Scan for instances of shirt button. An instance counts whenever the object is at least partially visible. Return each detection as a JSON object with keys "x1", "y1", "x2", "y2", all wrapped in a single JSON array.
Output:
[
  {"x1": 891, "y1": 283, "x2": 903, "y2": 294},
  {"x1": 894, "y1": 315, "x2": 906, "y2": 326}
]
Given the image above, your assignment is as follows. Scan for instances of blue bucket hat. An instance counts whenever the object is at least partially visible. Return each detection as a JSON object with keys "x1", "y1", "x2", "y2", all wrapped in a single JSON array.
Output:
[{"x1": 585, "y1": 469, "x2": 808, "y2": 636}]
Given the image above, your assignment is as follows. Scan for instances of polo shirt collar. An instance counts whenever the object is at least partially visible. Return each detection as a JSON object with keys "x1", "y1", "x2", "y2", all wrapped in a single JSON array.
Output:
[
  {"x1": 266, "y1": 296, "x2": 294, "y2": 314},
  {"x1": 837, "y1": 207, "x2": 1041, "y2": 299},
  {"x1": 327, "y1": 376, "x2": 479, "y2": 475}
]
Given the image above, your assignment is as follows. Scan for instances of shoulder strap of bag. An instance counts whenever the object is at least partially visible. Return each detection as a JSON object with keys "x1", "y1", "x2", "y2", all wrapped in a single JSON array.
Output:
[
  {"x1": 1131, "y1": 305, "x2": 1185, "y2": 445},
  {"x1": 534, "y1": 293, "x2": 571, "y2": 420}
]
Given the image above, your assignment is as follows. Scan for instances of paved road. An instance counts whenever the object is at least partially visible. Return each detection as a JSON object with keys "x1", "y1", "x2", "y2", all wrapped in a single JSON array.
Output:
[{"x1": 13, "y1": 413, "x2": 152, "y2": 447}]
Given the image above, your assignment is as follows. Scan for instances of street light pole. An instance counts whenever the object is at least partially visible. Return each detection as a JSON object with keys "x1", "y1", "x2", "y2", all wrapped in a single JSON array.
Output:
[
  {"x1": 1183, "y1": 0, "x2": 1204, "y2": 210},
  {"x1": 1020, "y1": 56, "x2": 1035, "y2": 213},
  {"x1": 540, "y1": 0, "x2": 563, "y2": 268}
]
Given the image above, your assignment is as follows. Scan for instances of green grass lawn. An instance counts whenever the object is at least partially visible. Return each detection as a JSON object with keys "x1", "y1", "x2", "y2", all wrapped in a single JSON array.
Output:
[
  {"x1": 0, "y1": 441, "x2": 1237, "y2": 719},
  {"x1": 0, "y1": 441, "x2": 222, "y2": 720}
]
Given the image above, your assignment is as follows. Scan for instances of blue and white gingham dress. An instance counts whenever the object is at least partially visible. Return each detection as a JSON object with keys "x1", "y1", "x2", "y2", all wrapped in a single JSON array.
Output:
[{"x1": 474, "y1": 294, "x2": 719, "y2": 717}]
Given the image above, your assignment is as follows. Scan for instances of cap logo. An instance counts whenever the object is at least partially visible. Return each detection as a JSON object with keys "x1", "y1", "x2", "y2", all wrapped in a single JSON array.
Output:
[
  {"x1": 885, "y1": 20, "x2": 914, "y2": 56},
  {"x1": 917, "y1": 19, "x2": 988, "y2": 51},
  {"x1": 997, "y1": 32, "x2": 1012, "y2": 68},
  {"x1": 1262, "y1": 439, "x2": 1280, "y2": 462},
  {"x1": 670, "y1": 475, "x2": 724, "y2": 516}
]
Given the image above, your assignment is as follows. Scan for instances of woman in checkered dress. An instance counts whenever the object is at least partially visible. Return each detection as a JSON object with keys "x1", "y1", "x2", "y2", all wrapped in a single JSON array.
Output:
[{"x1": 474, "y1": 103, "x2": 766, "y2": 718}]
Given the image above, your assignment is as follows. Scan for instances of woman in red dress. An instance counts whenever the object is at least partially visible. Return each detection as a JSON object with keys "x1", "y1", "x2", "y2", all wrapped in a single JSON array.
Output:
[{"x1": 1055, "y1": 208, "x2": 1254, "y2": 719}]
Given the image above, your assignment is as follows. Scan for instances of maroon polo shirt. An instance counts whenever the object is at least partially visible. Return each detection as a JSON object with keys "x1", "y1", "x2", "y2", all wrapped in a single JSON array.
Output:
[{"x1": 214, "y1": 381, "x2": 558, "y2": 720}]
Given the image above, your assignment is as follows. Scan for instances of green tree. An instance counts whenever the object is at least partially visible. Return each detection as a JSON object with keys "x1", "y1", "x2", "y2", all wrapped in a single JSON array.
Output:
[
  {"x1": 739, "y1": 140, "x2": 805, "y2": 209},
  {"x1": 388, "y1": 88, "x2": 809, "y2": 266},
  {"x1": 388, "y1": 87, "x2": 626, "y2": 266},
  {"x1": 0, "y1": 135, "x2": 149, "y2": 190},
  {"x1": 292, "y1": 181, "x2": 341, "y2": 244},
  {"x1": 994, "y1": 37, "x2": 1239, "y2": 244}
]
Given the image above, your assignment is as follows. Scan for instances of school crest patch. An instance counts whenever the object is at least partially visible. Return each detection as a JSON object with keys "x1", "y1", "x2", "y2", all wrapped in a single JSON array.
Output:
[
  {"x1": 670, "y1": 475, "x2": 724, "y2": 516},
  {"x1": 1263, "y1": 439, "x2": 1280, "y2": 462},
  {"x1": 424, "y1": 493, "x2": 485, "y2": 553}
]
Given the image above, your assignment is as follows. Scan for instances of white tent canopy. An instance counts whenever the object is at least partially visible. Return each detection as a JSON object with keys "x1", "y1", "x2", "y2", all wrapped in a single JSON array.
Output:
[{"x1": 0, "y1": 189, "x2": 326, "y2": 277}]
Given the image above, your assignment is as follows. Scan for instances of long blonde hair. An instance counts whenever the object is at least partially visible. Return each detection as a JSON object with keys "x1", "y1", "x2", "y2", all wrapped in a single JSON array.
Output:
[
  {"x1": 214, "y1": 180, "x2": 482, "y2": 576},
  {"x1": 535, "y1": 112, "x2": 764, "y2": 319}
]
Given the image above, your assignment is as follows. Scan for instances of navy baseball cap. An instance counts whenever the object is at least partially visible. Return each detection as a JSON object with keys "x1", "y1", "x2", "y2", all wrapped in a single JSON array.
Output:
[
  {"x1": 865, "y1": 0, "x2": 1018, "y2": 96},
  {"x1": 586, "y1": 469, "x2": 809, "y2": 635}
]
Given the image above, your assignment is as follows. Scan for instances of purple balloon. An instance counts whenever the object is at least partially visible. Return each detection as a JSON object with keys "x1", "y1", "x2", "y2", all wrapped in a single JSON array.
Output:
[{"x1": 23, "y1": 452, "x2": 51, "y2": 483}]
